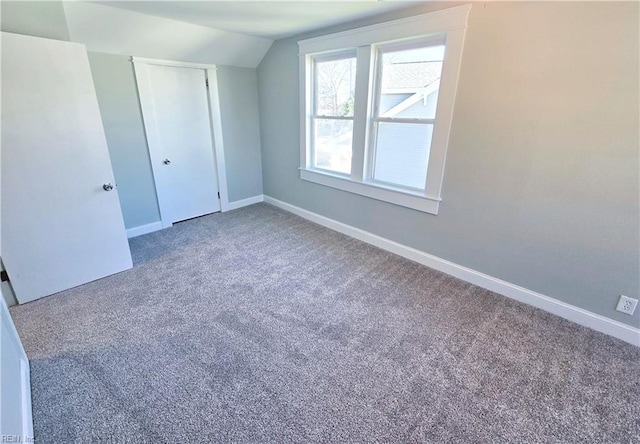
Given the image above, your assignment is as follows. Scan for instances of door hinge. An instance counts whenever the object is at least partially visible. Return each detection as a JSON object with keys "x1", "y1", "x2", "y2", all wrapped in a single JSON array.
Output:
[
  {"x1": 217, "y1": 192, "x2": 220, "y2": 199},
  {"x1": 1, "y1": 270, "x2": 9, "y2": 282},
  {"x1": 205, "y1": 78, "x2": 209, "y2": 88}
]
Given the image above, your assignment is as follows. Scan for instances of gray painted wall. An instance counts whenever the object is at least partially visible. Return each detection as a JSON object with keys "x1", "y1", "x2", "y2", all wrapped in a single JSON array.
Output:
[
  {"x1": 257, "y1": 2, "x2": 640, "y2": 327},
  {"x1": 88, "y1": 61, "x2": 264, "y2": 224},
  {"x1": 0, "y1": 1, "x2": 69, "y2": 41},
  {"x1": 217, "y1": 66, "x2": 264, "y2": 202},
  {"x1": 87, "y1": 52, "x2": 161, "y2": 229}
]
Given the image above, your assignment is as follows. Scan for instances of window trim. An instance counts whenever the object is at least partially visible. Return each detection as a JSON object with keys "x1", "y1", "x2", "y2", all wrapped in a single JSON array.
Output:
[{"x1": 299, "y1": 5, "x2": 471, "y2": 215}]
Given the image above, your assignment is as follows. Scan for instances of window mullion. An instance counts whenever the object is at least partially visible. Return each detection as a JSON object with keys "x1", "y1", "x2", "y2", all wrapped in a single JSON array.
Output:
[{"x1": 349, "y1": 46, "x2": 371, "y2": 182}]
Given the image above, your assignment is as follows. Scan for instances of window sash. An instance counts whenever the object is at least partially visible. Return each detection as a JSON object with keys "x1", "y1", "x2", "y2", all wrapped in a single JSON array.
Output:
[
  {"x1": 310, "y1": 115, "x2": 354, "y2": 176},
  {"x1": 311, "y1": 115, "x2": 354, "y2": 121},
  {"x1": 371, "y1": 37, "x2": 446, "y2": 119},
  {"x1": 309, "y1": 52, "x2": 357, "y2": 176},
  {"x1": 367, "y1": 121, "x2": 434, "y2": 190},
  {"x1": 311, "y1": 52, "x2": 356, "y2": 118},
  {"x1": 365, "y1": 41, "x2": 445, "y2": 191},
  {"x1": 374, "y1": 117, "x2": 436, "y2": 124}
]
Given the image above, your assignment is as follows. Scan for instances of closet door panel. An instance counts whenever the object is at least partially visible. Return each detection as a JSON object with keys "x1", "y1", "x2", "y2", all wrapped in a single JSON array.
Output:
[{"x1": 134, "y1": 62, "x2": 220, "y2": 226}]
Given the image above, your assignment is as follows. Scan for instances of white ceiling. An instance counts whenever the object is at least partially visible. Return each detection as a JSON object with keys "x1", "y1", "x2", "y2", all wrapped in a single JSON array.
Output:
[{"x1": 94, "y1": 1, "x2": 423, "y2": 40}]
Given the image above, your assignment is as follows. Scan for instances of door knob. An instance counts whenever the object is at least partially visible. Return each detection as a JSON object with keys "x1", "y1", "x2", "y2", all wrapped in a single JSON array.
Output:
[
  {"x1": 103, "y1": 183, "x2": 113, "y2": 191},
  {"x1": 163, "y1": 159, "x2": 171, "y2": 165}
]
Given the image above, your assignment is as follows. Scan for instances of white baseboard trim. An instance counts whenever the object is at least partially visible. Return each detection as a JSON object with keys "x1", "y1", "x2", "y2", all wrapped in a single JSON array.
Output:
[
  {"x1": 21, "y1": 359, "x2": 34, "y2": 440},
  {"x1": 126, "y1": 196, "x2": 265, "y2": 237},
  {"x1": 126, "y1": 221, "x2": 164, "y2": 238},
  {"x1": 226, "y1": 195, "x2": 264, "y2": 211},
  {"x1": 263, "y1": 195, "x2": 640, "y2": 347}
]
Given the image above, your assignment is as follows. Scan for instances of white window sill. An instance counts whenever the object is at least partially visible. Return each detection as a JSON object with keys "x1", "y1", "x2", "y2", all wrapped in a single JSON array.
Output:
[{"x1": 299, "y1": 168, "x2": 441, "y2": 214}]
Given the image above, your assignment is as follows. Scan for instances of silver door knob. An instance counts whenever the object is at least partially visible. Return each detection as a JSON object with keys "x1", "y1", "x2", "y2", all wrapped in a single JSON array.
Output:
[
  {"x1": 103, "y1": 183, "x2": 113, "y2": 191},
  {"x1": 163, "y1": 159, "x2": 171, "y2": 165}
]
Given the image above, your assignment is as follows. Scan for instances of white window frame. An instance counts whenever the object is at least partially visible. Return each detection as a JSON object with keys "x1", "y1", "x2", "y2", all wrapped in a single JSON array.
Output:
[
  {"x1": 367, "y1": 36, "x2": 446, "y2": 191},
  {"x1": 299, "y1": 5, "x2": 471, "y2": 215}
]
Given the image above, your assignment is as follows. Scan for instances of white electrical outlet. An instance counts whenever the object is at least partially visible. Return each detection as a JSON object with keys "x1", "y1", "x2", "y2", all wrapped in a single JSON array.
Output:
[{"x1": 616, "y1": 295, "x2": 638, "y2": 315}]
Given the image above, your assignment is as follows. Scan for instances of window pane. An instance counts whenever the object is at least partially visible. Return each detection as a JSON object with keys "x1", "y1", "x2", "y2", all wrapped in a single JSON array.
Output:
[
  {"x1": 313, "y1": 118, "x2": 353, "y2": 174},
  {"x1": 315, "y1": 57, "x2": 356, "y2": 117},
  {"x1": 372, "y1": 122, "x2": 433, "y2": 189},
  {"x1": 378, "y1": 45, "x2": 444, "y2": 119}
]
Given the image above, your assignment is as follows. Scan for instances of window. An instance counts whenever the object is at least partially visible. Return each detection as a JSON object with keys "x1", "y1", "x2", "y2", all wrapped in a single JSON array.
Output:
[
  {"x1": 370, "y1": 42, "x2": 444, "y2": 190},
  {"x1": 311, "y1": 53, "x2": 356, "y2": 175},
  {"x1": 299, "y1": 5, "x2": 471, "y2": 214}
]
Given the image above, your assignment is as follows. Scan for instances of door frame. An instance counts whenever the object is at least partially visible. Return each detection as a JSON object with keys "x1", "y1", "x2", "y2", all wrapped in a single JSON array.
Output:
[
  {"x1": 0, "y1": 296, "x2": 34, "y2": 440},
  {"x1": 132, "y1": 57, "x2": 230, "y2": 227}
]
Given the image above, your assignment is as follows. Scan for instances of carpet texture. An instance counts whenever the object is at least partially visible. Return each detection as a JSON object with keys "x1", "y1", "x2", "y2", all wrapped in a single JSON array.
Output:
[{"x1": 9, "y1": 203, "x2": 640, "y2": 443}]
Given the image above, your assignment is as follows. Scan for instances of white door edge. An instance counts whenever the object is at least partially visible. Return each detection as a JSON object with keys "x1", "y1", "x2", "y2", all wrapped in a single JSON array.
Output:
[{"x1": 0, "y1": 296, "x2": 34, "y2": 439}]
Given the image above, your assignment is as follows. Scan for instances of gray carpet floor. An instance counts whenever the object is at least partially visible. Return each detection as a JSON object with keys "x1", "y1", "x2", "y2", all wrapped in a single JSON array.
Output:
[{"x1": 9, "y1": 203, "x2": 640, "y2": 443}]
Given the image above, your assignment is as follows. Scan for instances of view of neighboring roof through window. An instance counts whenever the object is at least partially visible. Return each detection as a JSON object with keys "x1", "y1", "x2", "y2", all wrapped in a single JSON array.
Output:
[{"x1": 379, "y1": 45, "x2": 444, "y2": 118}]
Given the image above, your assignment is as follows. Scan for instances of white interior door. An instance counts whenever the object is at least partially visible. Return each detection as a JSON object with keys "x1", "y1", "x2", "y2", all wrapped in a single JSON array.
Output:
[
  {"x1": 134, "y1": 62, "x2": 220, "y2": 226},
  {"x1": 1, "y1": 32, "x2": 133, "y2": 303}
]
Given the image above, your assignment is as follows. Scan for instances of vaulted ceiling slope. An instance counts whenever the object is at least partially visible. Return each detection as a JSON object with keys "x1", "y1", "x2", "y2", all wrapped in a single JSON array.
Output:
[
  {"x1": 64, "y1": 1, "x2": 423, "y2": 69},
  {"x1": 63, "y1": 1, "x2": 272, "y2": 68},
  {"x1": 95, "y1": 1, "x2": 422, "y2": 40}
]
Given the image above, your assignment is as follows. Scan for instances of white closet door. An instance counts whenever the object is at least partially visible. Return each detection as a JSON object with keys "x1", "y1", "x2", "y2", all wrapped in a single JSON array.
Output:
[
  {"x1": 1, "y1": 32, "x2": 133, "y2": 303},
  {"x1": 134, "y1": 63, "x2": 220, "y2": 226}
]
